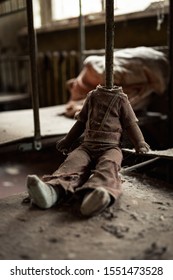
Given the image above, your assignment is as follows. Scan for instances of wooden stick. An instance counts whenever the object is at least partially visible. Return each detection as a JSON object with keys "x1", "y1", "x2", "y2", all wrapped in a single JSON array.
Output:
[{"x1": 121, "y1": 157, "x2": 160, "y2": 173}]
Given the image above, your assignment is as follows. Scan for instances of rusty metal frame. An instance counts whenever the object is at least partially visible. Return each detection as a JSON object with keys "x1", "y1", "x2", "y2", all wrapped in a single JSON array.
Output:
[
  {"x1": 78, "y1": 0, "x2": 86, "y2": 70},
  {"x1": 105, "y1": 0, "x2": 114, "y2": 89},
  {"x1": 168, "y1": 0, "x2": 173, "y2": 147},
  {"x1": 26, "y1": 0, "x2": 42, "y2": 150},
  {"x1": 2, "y1": 0, "x2": 172, "y2": 153}
]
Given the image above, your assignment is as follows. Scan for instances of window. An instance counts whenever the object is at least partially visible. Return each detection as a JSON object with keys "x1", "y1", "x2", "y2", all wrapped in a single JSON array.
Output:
[
  {"x1": 52, "y1": 0, "x2": 103, "y2": 21},
  {"x1": 33, "y1": 0, "x2": 167, "y2": 29},
  {"x1": 33, "y1": 0, "x2": 41, "y2": 28},
  {"x1": 116, "y1": 0, "x2": 166, "y2": 14}
]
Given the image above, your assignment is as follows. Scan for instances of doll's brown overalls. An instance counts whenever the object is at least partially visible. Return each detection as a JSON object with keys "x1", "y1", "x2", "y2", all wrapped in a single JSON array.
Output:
[{"x1": 43, "y1": 85, "x2": 138, "y2": 203}]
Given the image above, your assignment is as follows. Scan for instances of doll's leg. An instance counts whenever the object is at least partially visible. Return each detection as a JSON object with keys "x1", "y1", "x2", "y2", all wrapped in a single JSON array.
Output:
[
  {"x1": 43, "y1": 146, "x2": 92, "y2": 193},
  {"x1": 26, "y1": 175, "x2": 59, "y2": 209},
  {"x1": 80, "y1": 187, "x2": 111, "y2": 216},
  {"x1": 26, "y1": 146, "x2": 91, "y2": 209},
  {"x1": 80, "y1": 148, "x2": 122, "y2": 216}
]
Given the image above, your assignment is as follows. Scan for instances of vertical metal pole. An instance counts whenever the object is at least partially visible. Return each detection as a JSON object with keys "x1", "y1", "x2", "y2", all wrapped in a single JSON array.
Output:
[
  {"x1": 166, "y1": 0, "x2": 173, "y2": 182},
  {"x1": 168, "y1": 0, "x2": 173, "y2": 147},
  {"x1": 79, "y1": 0, "x2": 85, "y2": 70},
  {"x1": 105, "y1": 0, "x2": 114, "y2": 89},
  {"x1": 26, "y1": 0, "x2": 42, "y2": 150}
]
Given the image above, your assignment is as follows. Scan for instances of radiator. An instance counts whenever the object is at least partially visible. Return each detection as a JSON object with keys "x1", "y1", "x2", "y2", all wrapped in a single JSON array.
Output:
[
  {"x1": 0, "y1": 50, "x2": 79, "y2": 108},
  {"x1": 37, "y1": 51, "x2": 79, "y2": 107},
  {"x1": 0, "y1": 54, "x2": 31, "y2": 111},
  {"x1": 0, "y1": 55, "x2": 30, "y2": 93}
]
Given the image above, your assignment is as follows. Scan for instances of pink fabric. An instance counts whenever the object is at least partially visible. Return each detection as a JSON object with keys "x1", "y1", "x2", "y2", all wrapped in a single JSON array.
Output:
[{"x1": 65, "y1": 47, "x2": 169, "y2": 117}]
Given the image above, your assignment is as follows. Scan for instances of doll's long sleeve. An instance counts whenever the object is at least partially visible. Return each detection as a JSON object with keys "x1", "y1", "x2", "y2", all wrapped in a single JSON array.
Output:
[
  {"x1": 56, "y1": 93, "x2": 89, "y2": 154},
  {"x1": 64, "y1": 120, "x2": 85, "y2": 144},
  {"x1": 126, "y1": 122, "x2": 150, "y2": 153},
  {"x1": 119, "y1": 94, "x2": 150, "y2": 153},
  {"x1": 56, "y1": 120, "x2": 85, "y2": 154}
]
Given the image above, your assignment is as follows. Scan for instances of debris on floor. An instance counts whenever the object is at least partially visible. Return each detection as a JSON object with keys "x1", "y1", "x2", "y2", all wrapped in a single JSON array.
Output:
[{"x1": 0, "y1": 173, "x2": 173, "y2": 260}]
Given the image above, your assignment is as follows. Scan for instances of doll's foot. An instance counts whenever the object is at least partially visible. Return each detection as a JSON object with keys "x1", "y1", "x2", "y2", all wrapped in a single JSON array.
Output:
[
  {"x1": 26, "y1": 175, "x2": 58, "y2": 209},
  {"x1": 80, "y1": 187, "x2": 111, "y2": 217}
]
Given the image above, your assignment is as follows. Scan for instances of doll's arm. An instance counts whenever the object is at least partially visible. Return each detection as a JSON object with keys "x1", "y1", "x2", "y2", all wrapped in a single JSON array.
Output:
[
  {"x1": 126, "y1": 122, "x2": 150, "y2": 153},
  {"x1": 56, "y1": 120, "x2": 85, "y2": 154},
  {"x1": 56, "y1": 92, "x2": 90, "y2": 154}
]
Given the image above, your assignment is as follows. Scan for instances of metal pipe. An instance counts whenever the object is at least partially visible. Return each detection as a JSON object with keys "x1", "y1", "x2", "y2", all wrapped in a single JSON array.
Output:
[
  {"x1": 105, "y1": 0, "x2": 114, "y2": 88},
  {"x1": 26, "y1": 0, "x2": 41, "y2": 150},
  {"x1": 78, "y1": 0, "x2": 85, "y2": 70},
  {"x1": 168, "y1": 0, "x2": 173, "y2": 147}
]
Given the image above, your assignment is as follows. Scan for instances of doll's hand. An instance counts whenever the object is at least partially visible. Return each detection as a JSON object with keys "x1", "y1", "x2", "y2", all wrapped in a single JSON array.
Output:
[
  {"x1": 56, "y1": 137, "x2": 71, "y2": 155},
  {"x1": 135, "y1": 142, "x2": 150, "y2": 154}
]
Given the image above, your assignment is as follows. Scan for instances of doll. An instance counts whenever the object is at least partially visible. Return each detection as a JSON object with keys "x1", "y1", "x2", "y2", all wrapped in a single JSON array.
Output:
[{"x1": 27, "y1": 85, "x2": 150, "y2": 216}]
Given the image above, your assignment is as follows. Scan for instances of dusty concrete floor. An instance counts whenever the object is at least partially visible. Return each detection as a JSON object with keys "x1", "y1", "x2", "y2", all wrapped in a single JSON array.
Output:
[{"x1": 0, "y1": 169, "x2": 173, "y2": 260}]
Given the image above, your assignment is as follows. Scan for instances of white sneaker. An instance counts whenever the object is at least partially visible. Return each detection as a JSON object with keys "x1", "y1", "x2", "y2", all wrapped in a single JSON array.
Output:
[
  {"x1": 26, "y1": 175, "x2": 58, "y2": 209},
  {"x1": 80, "y1": 187, "x2": 111, "y2": 217}
]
